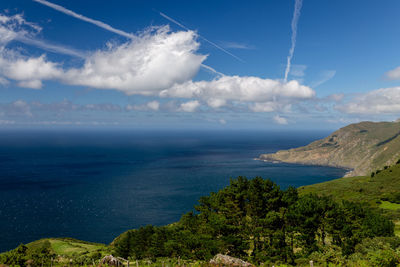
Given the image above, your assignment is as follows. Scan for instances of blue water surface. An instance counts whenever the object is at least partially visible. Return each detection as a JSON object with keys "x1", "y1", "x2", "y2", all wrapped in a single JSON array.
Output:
[{"x1": 0, "y1": 129, "x2": 346, "y2": 252}]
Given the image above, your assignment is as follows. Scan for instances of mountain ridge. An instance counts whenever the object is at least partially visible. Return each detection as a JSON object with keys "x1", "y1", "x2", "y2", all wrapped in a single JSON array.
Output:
[{"x1": 259, "y1": 120, "x2": 400, "y2": 176}]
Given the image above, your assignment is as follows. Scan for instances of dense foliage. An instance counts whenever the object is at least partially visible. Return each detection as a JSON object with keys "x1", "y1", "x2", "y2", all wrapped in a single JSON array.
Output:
[
  {"x1": 113, "y1": 177, "x2": 394, "y2": 265},
  {"x1": 0, "y1": 241, "x2": 55, "y2": 267},
  {"x1": 0, "y1": 238, "x2": 108, "y2": 267}
]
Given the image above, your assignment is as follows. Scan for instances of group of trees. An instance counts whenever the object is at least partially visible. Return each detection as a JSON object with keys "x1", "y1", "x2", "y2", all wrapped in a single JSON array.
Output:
[
  {"x1": 0, "y1": 241, "x2": 55, "y2": 266},
  {"x1": 113, "y1": 177, "x2": 394, "y2": 265},
  {"x1": 0, "y1": 177, "x2": 394, "y2": 266}
]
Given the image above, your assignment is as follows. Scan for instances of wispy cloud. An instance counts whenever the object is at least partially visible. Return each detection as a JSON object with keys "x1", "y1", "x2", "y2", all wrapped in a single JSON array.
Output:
[
  {"x1": 31, "y1": 2, "x2": 221, "y2": 76},
  {"x1": 0, "y1": 13, "x2": 206, "y2": 91},
  {"x1": 273, "y1": 115, "x2": 288, "y2": 125},
  {"x1": 200, "y1": 64, "x2": 224, "y2": 77},
  {"x1": 161, "y1": 77, "x2": 315, "y2": 112},
  {"x1": 158, "y1": 11, "x2": 245, "y2": 63},
  {"x1": 284, "y1": 0, "x2": 303, "y2": 82},
  {"x1": 126, "y1": 101, "x2": 160, "y2": 111},
  {"x1": 336, "y1": 87, "x2": 400, "y2": 115},
  {"x1": 220, "y1": 41, "x2": 255, "y2": 50},
  {"x1": 33, "y1": 0, "x2": 136, "y2": 39},
  {"x1": 0, "y1": 12, "x2": 317, "y2": 116},
  {"x1": 290, "y1": 64, "x2": 307, "y2": 77},
  {"x1": 179, "y1": 100, "x2": 200, "y2": 112},
  {"x1": 310, "y1": 70, "x2": 336, "y2": 87},
  {"x1": 16, "y1": 35, "x2": 86, "y2": 58},
  {"x1": 385, "y1": 66, "x2": 400, "y2": 80},
  {"x1": 0, "y1": 12, "x2": 85, "y2": 58}
]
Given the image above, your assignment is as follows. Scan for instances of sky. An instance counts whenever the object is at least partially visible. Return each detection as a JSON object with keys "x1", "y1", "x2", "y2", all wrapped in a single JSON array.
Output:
[{"x1": 1, "y1": 0, "x2": 400, "y2": 130}]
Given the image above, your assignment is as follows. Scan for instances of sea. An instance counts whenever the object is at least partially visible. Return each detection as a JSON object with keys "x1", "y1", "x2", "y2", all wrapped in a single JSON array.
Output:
[{"x1": 0, "y1": 129, "x2": 346, "y2": 252}]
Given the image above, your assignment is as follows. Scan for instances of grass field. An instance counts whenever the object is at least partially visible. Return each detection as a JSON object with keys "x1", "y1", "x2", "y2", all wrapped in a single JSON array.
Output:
[
  {"x1": 27, "y1": 237, "x2": 109, "y2": 258},
  {"x1": 299, "y1": 162, "x2": 400, "y2": 224},
  {"x1": 380, "y1": 201, "x2": 400, "y2": 210}
]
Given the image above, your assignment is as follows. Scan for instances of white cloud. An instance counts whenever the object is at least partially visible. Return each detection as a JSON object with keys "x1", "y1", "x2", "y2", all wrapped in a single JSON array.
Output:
[
  {"x1": 284, "y1": 0, "x2": 303, "y2": 82},
  {"x1": 126, "y1": 101, "x2": 160, "y2": 111},
  {"x1": 0, "y1": 13, "x2": 42, "y2": 48},
  {"x1": 0, "y1": 13, "x2": 317, "y2": 116},
  {"x1": 0, "y1": 119, "x2": 15, "y2": 125},
  {"x1": 0, "y1": 55, "x2": 63, "y2": 89},
  {"x1": 16, "y1": 36, "x2": 86, "y2": 58},
  {"x1": 33, "y1": 0, "x2": 135, "y2": 39},
  {"x1": 161, "y1": 77, "x2": 315, "y2": 111},
  {"x1": 0, "y1": 12, "x2": 85, "y2": 58},
  {"x1": 273, "y1": 115, "x2": 288, "y2": 125},
  {"x1": 0, "y1": 76, "x2": 9, "y2": 85},
  {"x1": 0, "y1": 100, "x2": 124, "y2": 119},
  {"x1": 290, "y1": 64, "x2": 307, "y2": 77},
  {"x1": 310, "y1": 70, "x2": 336, "y2": 87},
  {"x1": 385, "y1": 66, "x2": 400, "y2": 80},
  {"x1": 326, "y1": 93, "x2": 344, "y2": 102},
  {"x1": 337, "y1": 87, "x2": 400, "y2": 114},
  {"x1": 10, "y1": 100, "x2": 32, "y2": 117},
  {"x1": 0, "y1": 15, "x2": 206, "y2": 92},
  {"x1": 249, "y1": 102, "x2": 292, "y2": 113},
  {"x1": 159, "y1": 11, "x2": 244, "y2": 63},
  {"x1": 179, "y1": 100, "x2": 200, "y2": 112},
  {"x1": 17, "y1": 79, "x2": 42, "y2": 89},
  {"x1": 146, "y1": 101, "x2": 160, "y2": 111},
  {"x1": 220, "y1": 41, "x2": 255, "y2": 50},
  {"x1": 207, "y1": 98, "x2": 226, "y2": 108},
  {"x1": 63, "y1": 26, "x2": 205, "y2": 94}
]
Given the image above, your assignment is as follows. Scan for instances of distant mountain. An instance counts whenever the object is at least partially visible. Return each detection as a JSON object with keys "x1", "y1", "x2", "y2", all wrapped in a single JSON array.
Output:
[{"x1": 259, "y1": 121, "x2": 400, "y2": 177}]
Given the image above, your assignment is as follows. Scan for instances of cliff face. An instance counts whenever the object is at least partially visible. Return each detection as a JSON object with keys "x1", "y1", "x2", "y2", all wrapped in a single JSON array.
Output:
[{"x1": 259, "y1": 121, "x2": 400, "y2": 177}]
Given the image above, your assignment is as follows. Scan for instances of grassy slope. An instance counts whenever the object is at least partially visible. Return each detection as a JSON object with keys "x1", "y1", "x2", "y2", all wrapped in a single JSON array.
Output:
[
  {"x1": 26, "y1": 238, "x2": 109, "y2": 258},
  {"x1": 299, "y1": 162, "x2": 400, "y2": 233},
  {"x1": 260, "y1": 121, "x2": 400, "y2": 177}
]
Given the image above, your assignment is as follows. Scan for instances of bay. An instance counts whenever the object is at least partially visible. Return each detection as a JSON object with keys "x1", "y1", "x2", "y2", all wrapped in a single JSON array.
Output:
[{"x1": 0, "y1": 129, "x2": 346, "y2": 252}]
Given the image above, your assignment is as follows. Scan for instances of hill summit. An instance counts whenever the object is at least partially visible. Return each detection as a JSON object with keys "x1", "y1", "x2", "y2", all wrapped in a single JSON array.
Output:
[{"x1": 259, "y1": 120, "x2": 400, "y2": 176}]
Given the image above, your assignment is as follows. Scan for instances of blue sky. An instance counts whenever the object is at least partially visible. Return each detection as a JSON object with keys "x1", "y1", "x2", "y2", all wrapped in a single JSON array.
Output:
[{"x1": 1, "y1": 0, "x2": 400, "y2": 130}]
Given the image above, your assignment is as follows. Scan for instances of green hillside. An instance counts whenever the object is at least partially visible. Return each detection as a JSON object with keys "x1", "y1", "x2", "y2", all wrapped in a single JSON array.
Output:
[
  {"x1": 26, "y1": 238, "x2": 108, "y2": 257},
  {"x1": 259, "y1": 120, "x2": 400, "y2": 177},
  {"x1": 1, "y1": 176, "x2": 399, "y2": 266},
  {"x1": 299, "y1": 161, "x2": 400, "y2": 233},
  {"x1": 0, "y1": 238, "x2": 110, "y2": 266}
]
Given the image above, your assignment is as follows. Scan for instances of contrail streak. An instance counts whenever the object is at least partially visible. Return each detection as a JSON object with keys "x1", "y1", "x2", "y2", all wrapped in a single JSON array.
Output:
[
  {"x1": 158, "y1": 11, "x2": 244, "y2": 63},
  {"x1": 284, "y1": 0, "x2": 303, "y2": 82},
  {"x1": 16, "y1": 35, "x2": 86, "y2": 58},
  {"x1": 200, "y1": 64, "x2": 224, "y2": 77},
  {"x1": 32, "y1": 1, "x2": 224, "y2": 77},
  {"x1": 33, "y1": 0, "x2": 136, "y2": 39}
]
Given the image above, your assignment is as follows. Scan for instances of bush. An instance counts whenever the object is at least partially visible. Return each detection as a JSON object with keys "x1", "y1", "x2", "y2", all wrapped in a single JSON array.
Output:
[
  {"x1": 368, "y1": 249, "x2": 398, "y2": 267},
  {"x1": 112, "y1": 177, "x2": 394, "y2": 264}
]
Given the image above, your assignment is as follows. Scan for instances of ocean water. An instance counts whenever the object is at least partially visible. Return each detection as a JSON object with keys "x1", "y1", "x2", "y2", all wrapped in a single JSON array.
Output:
[{"x1": 0, "y1": 129, "x2": 346, "y2": 252}]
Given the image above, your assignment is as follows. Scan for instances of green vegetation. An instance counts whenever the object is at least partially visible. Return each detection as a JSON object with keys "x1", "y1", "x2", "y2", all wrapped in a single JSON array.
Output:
[
  {"x1": 0, "y1": 238, "x2": 110, "y2": 266},
  {"x1": 3, "y1": 173, "x2": 400, "y2": 266},
  {"x1": 380, "y1": 201, "x2": 400, "y2": 211},
  {"x1": 259, "y1": 120, "x2": 400, "y2": 177},
  {"x1": 110, "y1": 177, "x2": 393, "y2": 266},
  {"x1": 299, "y1": 161, "x2": 400, "y2": 220}
]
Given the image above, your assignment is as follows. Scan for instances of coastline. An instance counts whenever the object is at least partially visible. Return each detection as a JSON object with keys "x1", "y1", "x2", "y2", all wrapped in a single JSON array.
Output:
[{"x1": 255, "y1": 156, "x2": 354, "y2": 177}]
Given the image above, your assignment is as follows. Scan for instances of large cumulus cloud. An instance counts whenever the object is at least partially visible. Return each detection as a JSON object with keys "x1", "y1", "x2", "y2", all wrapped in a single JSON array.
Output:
[
  {"x1": 0, "y1": 13, "x2": 316, "y2": 116},
  {"x1": 337, "y1": 87, "x2": 400, "y2": 114},
  {"x1": 161, "y1": 77, "x2": 315, "y2": 112}
]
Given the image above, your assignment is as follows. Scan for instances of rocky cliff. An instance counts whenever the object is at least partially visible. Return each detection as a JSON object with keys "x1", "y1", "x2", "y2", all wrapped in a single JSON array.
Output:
[{"x1": 259, "y1": 121, "x2": 400, "y2": 177}]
